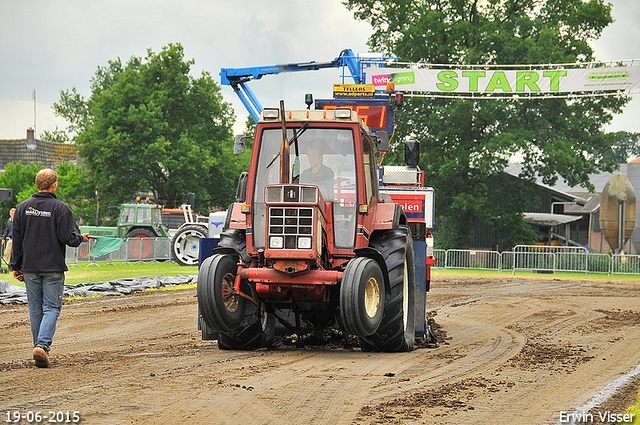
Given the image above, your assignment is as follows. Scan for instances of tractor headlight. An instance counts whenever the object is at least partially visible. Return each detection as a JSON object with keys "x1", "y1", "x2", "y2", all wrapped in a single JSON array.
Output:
[
  {"x1": 297, "y1": 237, "x2": 312, "y2": 250},
  {"x1": 270, "y1": 236, "x2": 284, "y2": 249}
]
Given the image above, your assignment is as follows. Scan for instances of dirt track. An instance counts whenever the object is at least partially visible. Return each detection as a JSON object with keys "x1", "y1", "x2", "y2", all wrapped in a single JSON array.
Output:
[{"x1": 2, "y1": 273, "x2": 640, "y2": 425}]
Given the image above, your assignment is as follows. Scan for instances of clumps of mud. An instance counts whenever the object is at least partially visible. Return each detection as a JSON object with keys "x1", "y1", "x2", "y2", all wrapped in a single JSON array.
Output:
[
  {"x1": 270, "y1": 314, "x2": 449, "y2": 351},
  {"x1": 506, "y1": 341, "x2": 595, "y2": 372},
  {"x1": 573, "y1": 309, "x2": 640, "y2": 336},
  {"x1": 416, "y1": 314, "x2": 450, "y2": 349},
  {"x1": 596, "y1": 309, "x2": 640, "y2": 327},
  {"x1": 356, "y1": 377, "x2": 514, "y2": 424}
]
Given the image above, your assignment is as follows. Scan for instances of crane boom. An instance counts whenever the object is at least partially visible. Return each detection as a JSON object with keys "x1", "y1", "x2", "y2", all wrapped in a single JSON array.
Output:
[{"x1": 220, "y1": 49, "x2": 395, "y2": 123}]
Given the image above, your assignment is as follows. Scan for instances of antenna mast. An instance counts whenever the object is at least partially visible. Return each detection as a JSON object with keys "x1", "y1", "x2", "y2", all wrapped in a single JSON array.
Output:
[{"x1": 32, "y1": 89, "x2": 37, "y2": 136}]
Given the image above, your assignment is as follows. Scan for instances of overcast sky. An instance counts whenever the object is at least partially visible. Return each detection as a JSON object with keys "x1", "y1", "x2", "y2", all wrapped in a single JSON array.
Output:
[{"x1": 0, "y1": 0, "x2": 638, "y2": 141}]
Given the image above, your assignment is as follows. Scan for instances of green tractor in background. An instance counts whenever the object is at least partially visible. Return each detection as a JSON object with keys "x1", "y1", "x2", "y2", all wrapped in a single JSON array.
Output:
[{"x1": 79, "y1": 202, "x2": 170, "y2": 260}]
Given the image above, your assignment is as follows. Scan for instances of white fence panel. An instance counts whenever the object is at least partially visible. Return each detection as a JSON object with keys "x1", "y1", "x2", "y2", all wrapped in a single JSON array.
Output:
[
  {"x1": 64, "y1": 240, "x2": 640, "y2": 276},
  {"x1": 433, "y1": 249, "x2": 447, "y2": 269},
  {"x1": 587, "y1": 253, "x2": 612, "y2": 274},
  {"x1": 446, "y1": 249, "x2": 501, "y2": 271},
  {"x1": 610, "y1": 254, "x2": 640, "y2": 275}
]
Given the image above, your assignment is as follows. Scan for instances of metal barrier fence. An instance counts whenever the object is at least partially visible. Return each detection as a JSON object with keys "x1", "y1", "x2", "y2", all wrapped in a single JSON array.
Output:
[
  {"x1": 63, "y1": 240, "x2": 640, "y2": 276},
  {"x1": 65, "y1": 237, "x2": 172, "y2": 267},
  {"x1": 445, "y1": 249, "x2": 502, "y2": 271},
  {"x1": 433, "y1": 246, "x2": 640, "y2": 276},
  {"x1": 512, "y1": 245, "x2": 588, "y2": 275}
]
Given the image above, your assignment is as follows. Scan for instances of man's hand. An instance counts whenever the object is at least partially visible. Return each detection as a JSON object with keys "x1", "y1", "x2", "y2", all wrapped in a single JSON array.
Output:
[
  {"x1": 82, "y1": 233, "x2": 91, "y2": 243},
  {"x1": 13, "y1": 270, "x2": 24, "y2": 282}
]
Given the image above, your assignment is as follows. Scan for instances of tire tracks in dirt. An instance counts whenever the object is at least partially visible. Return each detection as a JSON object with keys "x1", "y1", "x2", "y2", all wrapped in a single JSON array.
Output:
[{"x1": 2, "y1": 277, "x2": 640, "y2": 424}]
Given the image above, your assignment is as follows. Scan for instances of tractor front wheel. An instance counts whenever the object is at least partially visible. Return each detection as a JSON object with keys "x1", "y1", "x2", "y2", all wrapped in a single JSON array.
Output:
[
  {"x1": 218, "y1": 302, "x2": 276, "y2": 350},
  {"x1": 339, "y1": 257, "x2": 385, "y2": 337},
  {"x1": 197, "y1": 254, "x2": 246, "y2": 334}
]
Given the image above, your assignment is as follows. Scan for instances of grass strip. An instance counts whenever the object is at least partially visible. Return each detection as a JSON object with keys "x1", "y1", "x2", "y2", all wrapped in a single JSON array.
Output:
[
  {"x1": 621, "y1": 389, "x2": 640, "y2": 425},
  {"x1": 5, "y1": 261, "x2": 198, "y2": 288}
]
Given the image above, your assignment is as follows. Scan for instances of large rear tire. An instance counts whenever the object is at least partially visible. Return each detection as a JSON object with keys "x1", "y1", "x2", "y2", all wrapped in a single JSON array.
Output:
[
  {"x1": 340, "y1": 257, "x2": 385, "y2": 337},
  {"x1": 127, "y1": 228, "x2": 154, "y2": 259},
  {"x1": 218, "y1": 228, "x2": 248, "y2": 263},
  {"x1": 171, "y1": 224, "x2": 207, "y2": 266},
  {"x1": 197, "y1": 254, "x2": 246, "y2": 333},
  {"x1": 361, "y1": 227, "x2": 415, "y2": 352},
  {"x1": 218, "y1": 302, "x2": 276, "y2": 350},
  {"x1": 201, "y1": 316, "x2": 218, "y2": 340}
]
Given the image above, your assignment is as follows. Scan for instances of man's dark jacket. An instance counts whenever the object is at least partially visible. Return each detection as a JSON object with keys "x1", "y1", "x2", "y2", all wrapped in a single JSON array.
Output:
[
  {"x1": 2, "y1": 217, "x2": 12, "y2": 239},
  {"x1": 11, "y1": 192, "x2": 83, "y2": 273}
]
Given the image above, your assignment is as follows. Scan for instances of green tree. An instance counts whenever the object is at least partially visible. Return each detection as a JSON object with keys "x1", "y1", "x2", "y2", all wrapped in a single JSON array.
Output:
[
  {"x1": 41, "y1": 127, "x2": 71, "y2": 144},
  {"x1": 346, "y1": 0, "x2": 628, "y2": 249},
  {"x1": 0, "y1": 162, "x2": 41, "y2": 207},
  {"x1": 0, "y1": 162, "x2": 93, "y2": 225},
  {"x1": 55, "y1": 162, "x2": 96, "y2": 225},
  {"x1": 52, "y1": 43, "x2": 240, "y2": 214},
  {"x1": 604, "y1": 131, "x2": 640, "y2": 163}
]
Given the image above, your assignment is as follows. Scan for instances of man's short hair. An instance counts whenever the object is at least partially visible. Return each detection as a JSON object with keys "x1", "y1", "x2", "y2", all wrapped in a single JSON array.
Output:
[{"x1": 36, "y1": 169, "x2": 59, "y2": 191}]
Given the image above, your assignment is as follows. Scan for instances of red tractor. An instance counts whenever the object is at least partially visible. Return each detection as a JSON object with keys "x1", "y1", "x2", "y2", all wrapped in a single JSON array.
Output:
[{"x1": 198, "y1": 103, "x2": 434, "y2": 352}]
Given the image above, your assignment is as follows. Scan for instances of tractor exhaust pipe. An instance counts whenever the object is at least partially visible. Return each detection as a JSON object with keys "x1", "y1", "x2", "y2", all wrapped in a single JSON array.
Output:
[{"x1": 279, "y1": 100, "x2": 290, "y2": 184}]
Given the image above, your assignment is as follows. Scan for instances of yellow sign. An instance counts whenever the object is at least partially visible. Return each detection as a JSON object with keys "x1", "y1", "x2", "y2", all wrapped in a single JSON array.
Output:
[{"x1": 333, "y1": 84, "x2": 376, "y2": 98}]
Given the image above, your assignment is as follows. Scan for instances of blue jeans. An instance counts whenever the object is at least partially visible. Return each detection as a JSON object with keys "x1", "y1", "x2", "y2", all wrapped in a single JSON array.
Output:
[{"x1": 24, "y1": 272, "x2": 65, "y2": 353}]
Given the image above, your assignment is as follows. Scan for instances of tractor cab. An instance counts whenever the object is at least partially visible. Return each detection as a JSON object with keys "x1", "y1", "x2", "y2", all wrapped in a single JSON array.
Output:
[{"x1": 243, "y1": 108, "x2": 393, "y2": 273}]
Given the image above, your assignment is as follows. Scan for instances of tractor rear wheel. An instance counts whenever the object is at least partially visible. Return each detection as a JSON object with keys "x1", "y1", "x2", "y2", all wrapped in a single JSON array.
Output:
[
  {"x1": 197, "y1": 254, "x2": 246, "y2": 334},
  {"x1": 200, "y1": 316, "x2": 218, "y2": 340},
  {"x1": 127, "y1": 228, "x2": 154, "y2": 259},
  {"x1": 218, "y1": 228, "x2": 248, "y2": 262},
  {"x1": 218, "y1": 302, "x2": 276, "y2": 350},
  {"x1": 361, "y1": 227, "x2": 415, "y2": 352},
  {"x1": 339, "y1": 257, "x2": 385, "y2": 337},
  {"x1": 171, "y1": 224, "x2": 207, "y2": 266}
]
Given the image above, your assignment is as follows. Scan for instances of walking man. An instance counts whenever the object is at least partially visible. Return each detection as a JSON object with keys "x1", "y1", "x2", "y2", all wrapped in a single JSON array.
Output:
[{"x1": 10, "y1": 169, "x2": 89, "y2": 368}]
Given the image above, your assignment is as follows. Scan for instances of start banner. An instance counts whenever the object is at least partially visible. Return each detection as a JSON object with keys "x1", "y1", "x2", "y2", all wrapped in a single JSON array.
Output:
[{"x1": 367, "y1": 66, "x2": 640, "y2": 95}]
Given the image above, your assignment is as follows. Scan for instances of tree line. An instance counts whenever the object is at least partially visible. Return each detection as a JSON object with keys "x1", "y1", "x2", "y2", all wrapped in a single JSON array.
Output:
[
  {"x1": 345, "y1": 0, "x2": 639, "y2": 249},
  {"x1": 1, "y1": 43, "x2": 250, "y2": 226},
  {"x1": 3, "y1": 1, "x2": 640, "y2": 247}
]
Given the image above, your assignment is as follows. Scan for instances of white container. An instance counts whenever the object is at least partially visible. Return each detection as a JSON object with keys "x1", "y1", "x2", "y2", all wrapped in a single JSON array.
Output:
[{"x1": 208, "y1": 211, "x2": 227, "y2": 238}]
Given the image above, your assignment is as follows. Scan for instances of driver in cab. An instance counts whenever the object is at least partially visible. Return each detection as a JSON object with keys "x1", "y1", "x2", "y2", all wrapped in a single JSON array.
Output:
[{"x1": 300, "y1": 144, "x2": 334, "y2": 200}]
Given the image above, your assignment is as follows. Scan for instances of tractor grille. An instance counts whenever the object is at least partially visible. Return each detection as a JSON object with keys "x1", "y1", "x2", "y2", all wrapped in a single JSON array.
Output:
[{"x1": 268, "y1": 207, "x2": 314, "y2": 250}]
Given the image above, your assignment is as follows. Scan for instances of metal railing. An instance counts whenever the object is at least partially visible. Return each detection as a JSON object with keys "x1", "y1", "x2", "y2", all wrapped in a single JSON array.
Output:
[
  {"x1": 65, "y1": 237, "x2": 172, "y2": 267},
  {"x1": 445, "y1": 249, "x2": 502, "y2": 272},
  {"x1": 512, "y1": 245, "x2": 588, "y2": 275},
  {"x1": 63, "y1": 240, "x2": 640, "y2": 276},
  {"x1": 433, "y1": 246, "x2": 640, "y2": 276}
]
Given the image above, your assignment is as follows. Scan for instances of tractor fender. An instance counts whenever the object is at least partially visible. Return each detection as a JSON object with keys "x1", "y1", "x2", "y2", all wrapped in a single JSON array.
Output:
[
  {"x1": 227, "y1": 203, "x2": 246, "y2": 230},
  {"x1": 392, "y1": 203, "x2": 408, "y2": 228},
  {"x1": 352, "y1": 247, "x2": 391, "y2": 295},
  {"x1": 372, "y1": 203, "x2": 407, "y2": 230},
  {"x1": 127, "y1": 226, "x2": 158, "y2": 237},
  {"x1": 212, "y1": 246, "x2": 240, "y2": 260}
]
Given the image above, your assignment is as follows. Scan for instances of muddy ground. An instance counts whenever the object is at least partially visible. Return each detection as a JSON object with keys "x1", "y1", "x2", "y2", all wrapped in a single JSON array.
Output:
[{"x1": 1, "y1": 273, "x2": 640, "y2": 424}]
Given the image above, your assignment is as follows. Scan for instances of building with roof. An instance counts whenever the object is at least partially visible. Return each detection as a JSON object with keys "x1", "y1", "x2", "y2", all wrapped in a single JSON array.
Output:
[
  {"x1": 0, "y1": 128, "x2": 79, "y2": 172},
  {"x1": 481, "y1": 161, "x2": 640, "y2": 254}
]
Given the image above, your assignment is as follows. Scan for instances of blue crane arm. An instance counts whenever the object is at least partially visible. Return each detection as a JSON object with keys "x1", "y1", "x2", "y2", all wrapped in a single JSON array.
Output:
[{"x1": 220, "y1": 49, "x2": 364, "y2": 123}]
